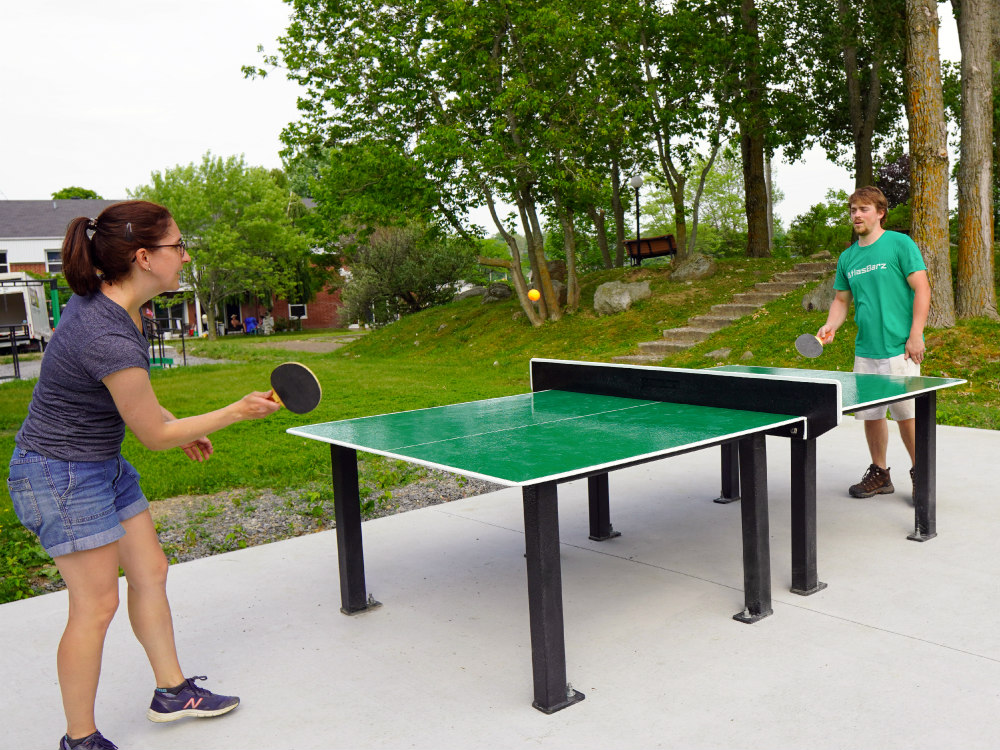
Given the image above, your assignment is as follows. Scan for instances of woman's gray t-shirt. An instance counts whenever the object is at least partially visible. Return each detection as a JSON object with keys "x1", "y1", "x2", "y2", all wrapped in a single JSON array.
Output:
[{"x1": 16, "y1": 292, "x2": 150, "y2": 461}]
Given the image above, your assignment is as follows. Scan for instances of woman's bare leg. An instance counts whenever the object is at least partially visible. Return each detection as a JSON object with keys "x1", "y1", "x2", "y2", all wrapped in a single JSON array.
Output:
[
  {"x1": 53, "y1": 544, "x2": 121, "y2": 739},
  {"x1": 117, "y1": 510, "x2": 184, "y2": 688}
]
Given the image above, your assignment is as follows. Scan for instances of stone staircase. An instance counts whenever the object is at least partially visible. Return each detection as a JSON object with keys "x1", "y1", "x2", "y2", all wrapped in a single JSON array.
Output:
[{"x1": 612, "y1": 260, "x2": 837, "y2": 364}]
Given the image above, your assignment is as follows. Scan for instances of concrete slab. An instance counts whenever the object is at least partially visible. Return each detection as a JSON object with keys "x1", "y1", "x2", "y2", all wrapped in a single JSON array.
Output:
[{"x1": 3, "y1": 419, "x2": 999, "y2": 749}]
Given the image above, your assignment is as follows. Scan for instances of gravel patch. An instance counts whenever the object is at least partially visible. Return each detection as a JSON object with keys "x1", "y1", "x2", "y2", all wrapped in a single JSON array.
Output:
[
  {"x1": 28, "y1": 471, "x2": 502, "y2": 593},
  {"x1": 151, "y1": 470, "x2": 501, "y2": 564}
]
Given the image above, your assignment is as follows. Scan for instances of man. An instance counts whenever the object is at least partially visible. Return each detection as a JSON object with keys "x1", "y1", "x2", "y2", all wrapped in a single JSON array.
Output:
[{"x1": 817, "y1": 186, "x2": 930, "y2": 498}]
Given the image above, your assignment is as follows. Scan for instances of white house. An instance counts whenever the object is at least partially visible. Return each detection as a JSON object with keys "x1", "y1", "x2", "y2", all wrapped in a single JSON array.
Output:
[
  {"x1": 0, "y1": 199, "x2": 344, "y2": 333},
  {"x1": 0, "y1": 199, "x2": 122, "y2": 275}
]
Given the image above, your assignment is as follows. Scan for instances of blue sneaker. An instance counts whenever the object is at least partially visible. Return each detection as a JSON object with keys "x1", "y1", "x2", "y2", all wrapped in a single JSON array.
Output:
[
  {"x1": 59, "y1": 731, "x2": 118, "y2": 749},
  {"x1": 146, "y1": 675, "x2": 240, "y2": 722}
]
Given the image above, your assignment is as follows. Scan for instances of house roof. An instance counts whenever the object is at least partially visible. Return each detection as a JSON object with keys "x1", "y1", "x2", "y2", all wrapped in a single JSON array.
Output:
[{"x1": 0, "y1": 199, "x2": 124, "y2": 238}]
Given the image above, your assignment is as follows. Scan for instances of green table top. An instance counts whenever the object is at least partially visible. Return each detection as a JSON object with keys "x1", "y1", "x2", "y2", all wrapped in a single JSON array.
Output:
[
  {"x1": 712, "y1": 365, "x2": 965, "y2": 411},
  {"x1": 288, "y1": 389, "x2": 801, "y2": 486}
]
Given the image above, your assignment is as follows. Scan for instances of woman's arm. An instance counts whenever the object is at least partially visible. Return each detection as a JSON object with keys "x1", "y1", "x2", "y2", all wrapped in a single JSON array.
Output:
[{"x1": 104, "y1": 368, "x2": 281, "y2": 452}]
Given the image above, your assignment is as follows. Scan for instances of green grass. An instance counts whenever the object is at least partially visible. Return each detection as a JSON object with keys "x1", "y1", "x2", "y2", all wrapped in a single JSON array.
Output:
[{"x1": 3, "y1": 255, "x2": 998, "y2": 601}]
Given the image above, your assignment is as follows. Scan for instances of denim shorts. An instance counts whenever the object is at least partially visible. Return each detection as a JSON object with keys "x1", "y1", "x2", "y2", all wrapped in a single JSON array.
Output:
[{"x1": 7, "y1": 447, "x2": 149, "y2": 558}]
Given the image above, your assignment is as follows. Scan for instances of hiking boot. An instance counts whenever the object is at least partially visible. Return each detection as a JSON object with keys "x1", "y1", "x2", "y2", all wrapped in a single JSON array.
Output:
[
  {"x1": 147, "y1": 676, "x2": 240, "y2": 723},
  {"x1": 849, "y1": 464, "x2": 894, "y2": 498},
  {"x1": 59, "y1": 731, "x2": 118, "y2": 750}
]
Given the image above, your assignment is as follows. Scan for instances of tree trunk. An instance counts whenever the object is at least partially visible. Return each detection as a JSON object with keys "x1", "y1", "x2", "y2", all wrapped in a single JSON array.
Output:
[
  {"x1": 484, "y1": 187, "x2": 543, "y2": 326},
  {"x1": 666, "y1": 161, "x2": 688, "y2": 258},
  {"x1": 522, "y1": 191, "x2": 560, "y2": 321},
  {"x1": 994, "y1": 3, "x2": 1000, "y2": 235},
  {"x1": 689, "y1": 139, "x2": 722, "y2": 255},
  {"x1": 952, "y1": 0, "x2": 999, "y2": 319},
  {"x1": 739, "y1": 0, "x2": 771, "y2": 258},
  {"x1": 837, "y1": 0, "x2": 882, "y2": 188},
  {"x1": 906, "y1": 0, "x2": 956, "y2": 327},
  {"x1": 610, "y1": 162, "x2": 627, "y2": 267},
  {"x1": 588, "y1": 207, "x2": 614, "y2": 269},
  {"x1": 556, "y1": 200, "x2": 581, "y2": 311},
  {"x1": 765, "y1": 153, "x2": 774, "y2": 252},
  {"x1": 741, "y1": 127, "x2": 771, "y2": 257}
]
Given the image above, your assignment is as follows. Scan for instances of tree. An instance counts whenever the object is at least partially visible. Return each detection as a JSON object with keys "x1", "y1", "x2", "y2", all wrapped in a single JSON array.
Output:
[
  {"x1": 951, "y1": 0, "x2": 998, "y2": 319},
  {"x1": 792, "y1": 0, "x2": 908, "y2": 189},
  {"x1": 248, "y1": 0, "x2": 657, "y2": 323},
  {"x1": 906, "y1": 0, "x2": 955, "y2": 328},
  {"x1": 131, "y1": 154, "x2": 315, "y2": 339},
  {"x1": 785, "y1": 190, "x2": 852, "y2": 256},
  {"x1": 876, "y1": 153, "x2": 911, "y2": 208},
  {"x1": 339, "y1": 225, "x2": 476, "y2": 326},
  {"x1": 51, "y1": 187, "x2": 102, "y2": 199}
]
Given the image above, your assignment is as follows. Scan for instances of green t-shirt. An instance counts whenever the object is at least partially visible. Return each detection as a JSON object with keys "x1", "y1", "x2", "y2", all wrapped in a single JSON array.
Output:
[{"x1": 833, "y1": 230, "x2": 926, "y2": 358}]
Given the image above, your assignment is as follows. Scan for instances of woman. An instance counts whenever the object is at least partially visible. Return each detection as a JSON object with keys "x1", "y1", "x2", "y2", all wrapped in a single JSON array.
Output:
[{"x1": 6, "y1": 200, "x2": 281, "y2": 750}]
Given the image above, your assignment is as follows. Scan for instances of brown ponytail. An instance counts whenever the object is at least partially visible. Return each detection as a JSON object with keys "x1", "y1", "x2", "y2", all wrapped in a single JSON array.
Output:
[{"x1": 61, "y1": 200, "x2": 174, "y2": 296}]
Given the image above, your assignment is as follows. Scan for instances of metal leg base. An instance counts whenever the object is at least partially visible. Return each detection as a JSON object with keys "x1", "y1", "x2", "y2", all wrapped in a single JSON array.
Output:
[
  {"x1": 588, "y1": 527, "x2": 621, "y2": 542},
  {"x1": 907, "y1": 531, "x2": 937, "y2": 543},
  {"x1": 533, "y1": 688, "x2": 585, "y2": 714},
  {"x1": 790, "y1": 581, "x2": 828, "y2": 596},
  {"x1": 341, "y1": 596, "x2": 382, "y2": 616},
  {"x1": 713, "y1": 494, "x2": 740, "y2": 505},
  {"x1": 732, "y1": 606, "x2": 772, "y2": 624}
]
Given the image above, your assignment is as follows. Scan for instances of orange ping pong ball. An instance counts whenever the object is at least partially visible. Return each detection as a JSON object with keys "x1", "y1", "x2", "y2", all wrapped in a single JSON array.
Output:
[{"x1": 528, "y1": 288, "x2": 541, "y2": 301}]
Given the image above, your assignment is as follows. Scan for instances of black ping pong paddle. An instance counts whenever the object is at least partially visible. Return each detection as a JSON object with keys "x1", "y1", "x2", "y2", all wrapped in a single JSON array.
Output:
[
  {"x1": 270, "y1": 362, "x2": 322, "y2": 414},
  {"x1": 795, "y1": 332, "x2": 832, "y2": 359}
]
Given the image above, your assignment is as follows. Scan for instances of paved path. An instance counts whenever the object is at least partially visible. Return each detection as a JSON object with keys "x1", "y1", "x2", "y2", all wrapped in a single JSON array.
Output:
[{"x1": 2, "y1": 419, "x2": 998, "y2": 749}]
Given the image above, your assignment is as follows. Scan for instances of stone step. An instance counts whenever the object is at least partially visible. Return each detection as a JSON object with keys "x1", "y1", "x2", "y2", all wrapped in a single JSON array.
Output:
[
  {"x1": 687, "y1": 315, "x2": 732, "y2": 332},
  {"x1": 611, "y1": 354, "x2": 668, "y2": 365},
  {"x1": 657, "y1": 327, "x2": 713, "y2": 345},
  {"x1": 772, "y1": 270, "x2": 827, "y2": 284},
  {"x1": 793, "y1": 261, "x2": 838, "y2": 273},
  {"x1": 637, "y1": 338, "x2": 697, "y2": 354},
  {"x1": 730, "y1": 291, "x2": 784, "y2": 306},
  {"x1": 709, "y1": 303, "x2": 760, "y2": 318},
  {"x1": 754, "y1": 281, "x2": 802, "y2": 294}
]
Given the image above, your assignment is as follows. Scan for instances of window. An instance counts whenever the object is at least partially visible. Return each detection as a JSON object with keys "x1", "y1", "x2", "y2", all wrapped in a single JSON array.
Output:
[
  {"x1": 45, "y1": 250, "x2": 62, "y2": 274},
  {"x1": 0, "y1": 251, "x2": 7, "y2": 273},
  {"x1": 289, "y1": 303, "x2": 307, "y2": 319}
]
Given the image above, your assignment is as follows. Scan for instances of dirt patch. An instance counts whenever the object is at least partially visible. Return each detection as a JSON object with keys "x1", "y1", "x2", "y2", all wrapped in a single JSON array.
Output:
[{"x1": 253, "y1": 335, "x2": 364, "y2": 353}]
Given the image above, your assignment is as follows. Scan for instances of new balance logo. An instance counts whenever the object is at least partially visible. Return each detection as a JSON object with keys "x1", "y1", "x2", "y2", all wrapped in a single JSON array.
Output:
[{"x1": 184, "y1": 697, "x2": 204, "y2": 710}]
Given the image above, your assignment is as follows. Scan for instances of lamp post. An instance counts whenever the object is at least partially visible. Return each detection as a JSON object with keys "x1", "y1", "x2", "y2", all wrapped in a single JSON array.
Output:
[{"x1": 629, "y1": 174, "x2": 643, "y2": 266}]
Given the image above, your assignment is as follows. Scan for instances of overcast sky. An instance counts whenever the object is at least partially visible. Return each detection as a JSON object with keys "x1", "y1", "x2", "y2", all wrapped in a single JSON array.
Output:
[{"x1": 0, "y1": 1, "x2": 961, "y2": 228}]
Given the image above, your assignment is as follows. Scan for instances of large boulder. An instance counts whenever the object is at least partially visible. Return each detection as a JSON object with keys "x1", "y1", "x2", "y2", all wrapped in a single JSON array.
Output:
[
  {"x1": 546, "y1": 259, "x2": 567, "y2": 283},
  {"x1": 594, "y1": 280, "x2": 651, "y2": 316},
  {"x1": 550, "y1": 280, "x2": 568, "y2": 307},
  {"x1": 481, "y1": 282, "x2": 513, "y2": 304},
  {"x1": 802, "y1": 276, "x2": 836, "y2": 311},
  {"x1": 454, "y1": 285, "x2": 486, "y2": 301},
  {"x1": 670, "y1": 252, "x2": 717, "y2": 281}
]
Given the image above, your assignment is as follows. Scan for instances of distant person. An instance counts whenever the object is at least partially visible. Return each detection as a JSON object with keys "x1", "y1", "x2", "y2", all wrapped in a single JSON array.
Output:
[
  {"x1": 6, "y1": 200, "x2": 282, "y2": 750},
  {"x1": 817, "y1": 186, "x2": 930, "y2": 499},
  {"x1": 261, "y1": 311, "x2": 274, "y2": 335},
  {"x1": 228, "y1": 314, "x2": 242, "y2": 332}
]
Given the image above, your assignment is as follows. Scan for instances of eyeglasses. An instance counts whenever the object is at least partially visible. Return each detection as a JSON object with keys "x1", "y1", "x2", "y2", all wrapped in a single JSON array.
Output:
[{"x1": 147, "y1": 239, "x2": 188, "y2": 255}]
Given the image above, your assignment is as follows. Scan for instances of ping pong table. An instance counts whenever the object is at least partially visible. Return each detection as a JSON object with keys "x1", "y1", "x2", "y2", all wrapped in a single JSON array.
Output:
[
  {"x1": 711, "y1": 365, "x2": 965, "y2": 596},
  {"x1": 288, "y1": 359, "x2": 859, "y2": 713}
]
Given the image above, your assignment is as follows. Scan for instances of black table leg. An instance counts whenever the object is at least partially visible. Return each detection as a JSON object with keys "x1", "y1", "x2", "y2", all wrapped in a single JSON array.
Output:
[
  {"x1": 908, "y1": 392, "x2": 938, "y2": 542},
  {"x1": 733, "y1": 434, "x2": 773, "y2": 623},
  {"x1": 331, "y1": 445, "x2": 381, "y2": 614},
  {"x1": 715, "y1": 442, "x2": 741, "y2": 503},
  {"x1": 789, "y1": 438, "x2": 826, "y2": 595},
  {"x1": 523, "y1": 482, "x2": 584, "y2": 713},
  {"x1": 587, "y1": 474, "x2": 620, "y2": 541}
]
